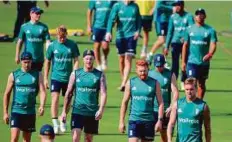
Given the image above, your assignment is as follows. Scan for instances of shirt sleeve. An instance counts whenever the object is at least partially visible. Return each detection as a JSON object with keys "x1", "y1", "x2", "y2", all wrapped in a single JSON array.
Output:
[
  {"x1": 88, "y1": 0, "x2": 95, "y2": 10},
  {"x1": 72, "y1": 42, "x2": 80, "y2": 58},
  {"x1": 210, "y1": 28, "x2": 218, "y2": 43},
  {"x1": 165, "y1": 15, "x2": 174, "y2": 49},
  {"x1": 188, "y1": 14, "x2": 195, "y2": 26},
  {"x1": 107, "y1": 3, "x2": 119, "y2": 33},
  {"x1": 184, "y1": 27, "x2": 190, "y2": 42},
  {"x1": 46, "y1": 43, "x2": 53, "y2": 60},
  {"x1": 44, "y1": 25, "x2": 51, "y2": 40},
  {"x1": 18, "y1": 25, "x2": 25, "y2": 40}
]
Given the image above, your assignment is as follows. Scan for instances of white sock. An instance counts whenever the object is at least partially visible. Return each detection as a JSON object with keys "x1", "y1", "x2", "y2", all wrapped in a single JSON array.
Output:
[{"x1": 52, "y1": 119, "x2": 59, "y2": 127}]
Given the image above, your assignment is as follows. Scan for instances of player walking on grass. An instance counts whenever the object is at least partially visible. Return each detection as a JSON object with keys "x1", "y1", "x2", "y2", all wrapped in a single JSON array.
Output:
[
  {"x1": 15, "y1": 6, "x2": 50, "y2": 72},
  {"x1": 87, "y1": 0, "x2": 116, "y2": 71},
  {"x1": 164, "y1": 0, "x2": 194, "y2": 90},
  {"x1": 182, "y1": 8, "x2": 217, "y2": 99},
  {"x1": 119, "y1": 59, "x2": 164, "y2": 142},
  {"x1": 60, "y1": 49, "x2": 107, "y2": 142},
  {"x1": 3, "y1": 52, "x2": 46, "y2": 142},
  {"x1": 106, "y1": 0, "x2": 141, "y2": 91},
  {"x1": 44, "y1": 25, "x2": 80, "y2": 134},
  {"x1": 167, "y1": 77, "x2": 211, "y2": 142},
  {"x1": 148, "y1": 54, "x2": 179, "y2": 142}
]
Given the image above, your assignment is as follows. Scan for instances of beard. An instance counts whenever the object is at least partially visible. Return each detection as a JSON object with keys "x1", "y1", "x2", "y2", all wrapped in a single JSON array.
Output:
[{"x1": 139, "y1": 74, "x2": 147, "y2": 80}]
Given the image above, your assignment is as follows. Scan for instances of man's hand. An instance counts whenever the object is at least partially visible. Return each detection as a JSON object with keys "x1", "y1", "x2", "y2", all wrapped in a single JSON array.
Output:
[
  {"x1": 38, "y1": 106, "x2": 44, "y2": 116},
  {"x1": 15, "y1": 56, "x2": 20, "y2": 64},
  {"x1": 181, "y1": 62, "x2": 186, "y2": 72},
  {"x1": 133, "y1": 32, "x2": 139, "y2": 40},
  {"x1": 3, "y1": 113, "x2": 9, "y2": 124},
  {"x1": 87, "y1": 26, "x2": 92, "y2": 36},
  {"x1": 163, "y1": 48, "x2": 169, "y2": 57},
  {"x1": 95, "y1": 109, "x2": 103, "y2": 120},
  {"x1": 203, "y1": 53, "x2": 213, "y2": 62},
  {"x1": 44, "y1": 78, "x2": 49, "y2": 89},
  {"x1": 118, "y1": 122, "x2": 126, "y2": 133},
  {"x1": 155, "y1": 120, "x2": 162, "y2": 132},
  {"x1": 165, "y1": 107, "x2": 172, "y2": 117},
  {"x1": 60, "y1": 111, "x2": 67, "y2": 123},
  {"x1": 105, "y1": 33, "x2": 112, "y2": 42}
]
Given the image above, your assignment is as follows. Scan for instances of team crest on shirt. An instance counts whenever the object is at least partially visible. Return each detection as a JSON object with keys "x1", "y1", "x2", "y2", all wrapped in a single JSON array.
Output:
[
  {"x1": 32, "y1": 77, "x2": 35, "y2": 83},
  {"x1": 178, "y1": 108, "x2": 183, "y2": 113},
  {"x1": 67, "y1": 49, "x2": 71, "y2": 53},
  {"x1": 164, "y1": 78, "x2": 168, "y2": 84},
  {"x1": 174, "y1": 20, "x2": 178, "y2": 24},
  {"x1": 190, "y1": 32, "x2": 194, "y2": 36},
  {"x1": 195, "y1": 108, "x2": 199, "y2": 115},
  {"x1": 93, "y1": 78, "x2": 97, "y2": 83},
  {"x1": 54, "y1": 50, "x2": 59, "y2": 54},
  {"x1": 132, "y1": 86, "x2": 137, "y2": 91},
  {"x1": 204, "y1": 32, "x2": 208, "y2": 37},
  {"x1": 26, "y1": 30, "x2": 31, "y2": 34},
  {"x1": 16, "y1": 78, "x2": 20, "y2": 83},
  {"x1": 39, "y1": 29, "x2": 43, "y2": 34},
  {"x1": 76, "y1": 78, "x2": 80, "y2": 83},
  {"x1": 119, "y1": 10, "x2": 124, "y2": 14},
  {"x1": 183, "y1": 18, "x2": 187, "y2": 24},
  {"x1": 148, "y1": 87, "x2": 152, "y2": 92}
]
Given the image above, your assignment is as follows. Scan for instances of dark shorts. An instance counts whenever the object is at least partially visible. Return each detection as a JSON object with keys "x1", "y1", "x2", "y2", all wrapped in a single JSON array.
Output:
[
  {"x1": 50, "y1": 80, "x2": 68, "y2": 96},
  {"x1": 71, "y1": 113, "x2": 99, "y2": 134},
  {"x1": 154, "y1": 111, "x2": 169, "y2": 130},
  {"x1": 128, "y1": 120, "x2": 155, "y2": 141},
  {"x1": 141, "y1": 19, "x2": 152, "y2": 32},
  {"x1": 10, "y1": 112, "x2": 36, "y2": 132},
  {"x1": 91, "y1": 28, "x2": 107, "y2": 42},
  {"x1": 31, "y1": 62, "x2": 43, "y2": 72},
  {"x1": 155, "y1": 22, "x2": 168, "y2": 36},
  {"x1": 116, "y1": 36, "x2": 137, "y2": 56},
  {"x1": 187, "y1": 63, "x2": 210, "y2": 80}
]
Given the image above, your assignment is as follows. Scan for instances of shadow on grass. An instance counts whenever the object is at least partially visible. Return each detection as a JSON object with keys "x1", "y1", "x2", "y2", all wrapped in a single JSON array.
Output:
[
  {"x1": 206, "y1": 89, "x2": 232, "y2": 93},
  {"x1": 211, "y1": 67, "x2": 232, "y2": 70},
  {"x1": 42, "y1": 104, "x2": 120, "y2": 109},
  {"x1": 98, "y1": 133, "x2": 127, "y2": 136},
  {"x1": 211, "y1": 113, "x2": 232, "y2": 117}
]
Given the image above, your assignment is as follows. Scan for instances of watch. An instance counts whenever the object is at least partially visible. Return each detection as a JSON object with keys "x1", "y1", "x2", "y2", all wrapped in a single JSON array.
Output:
[{"x1": 158, "y1": 118, "x2": 164, "y2": 122}]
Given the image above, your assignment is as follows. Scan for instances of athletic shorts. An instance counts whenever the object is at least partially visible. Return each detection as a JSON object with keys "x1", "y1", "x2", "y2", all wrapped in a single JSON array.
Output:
[
  {"x1": 187, "y1": 63, "x2": 210, "y2": 80},
  {"x1": 71, "y1": 113, "x2": 99, "y2": 134},
  {"x1": 10, "y1": 112, "x2": 36, "y2": 132},
  {"x1": 155, "y1": 22, "x2": 168, "y2": 36},
  {"x1": 154, "y1": 111, "x2": 169, "y2": 130},
  {"x1": 91, "y1": 28, "x2": 107, "y2": 42},
  {"x1": 128, "y1": 120, "x2": 155, "y2": 141},
  {"x1": 31, "y1": 62, "x2": 43, "y2": 72},
  {"x1": 50, "y1": 80, "x2": 68, "y2": 96},
  {"x1": 116, "y1": 36, "x2": 137, "y2": 56},
  {"x1": 141, "y1": 19, "x2": 152, "y2": 32}
]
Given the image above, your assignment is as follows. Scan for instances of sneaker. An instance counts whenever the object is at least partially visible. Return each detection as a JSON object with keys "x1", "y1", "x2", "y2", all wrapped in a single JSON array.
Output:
[
  {"x1": 140, "y1": 47, "x2": 147, "y2": 59},
  {"x1": 60, "y1": 120, "x2": 67, "y2": 133},
  {"x1": 180, "y1": 82, "x2": 185, "y2": 91},
  {"x1": 146, "y1": 53, "x2": 153, "y2": 65},
  {"x1": 96, "y1": 65, "x2": 102, "y2": 71},
  {"x1": 101, "y1": 56, "x2": 107, "y2": 71},
  {"x1": 54, "y1": 125, "x2": 59, "y2": 134},
  {"x1": 164, "y1": 62, "x2": 171, "y2": 69}
]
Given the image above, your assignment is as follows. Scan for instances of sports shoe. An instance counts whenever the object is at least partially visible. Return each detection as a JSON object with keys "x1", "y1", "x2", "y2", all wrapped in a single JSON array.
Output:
[
  {"x1": 96, "y1": 65, "x2": 102, "y2": 71},
  {"x1": 146, "y1": 53, "x2": 153, "y2": 65},
  {"x1": 180, "y1": 82, "x2": 185, "y2": 91},
  {"x1": 60, "y1": 120, "x2": 67, "y2": 133},
  {"x1": 140, "y1": 47, "x2": 147, "y2": 59},
  {"x1": 54, "y1": 125, "x2": 59, "y2": 134}
]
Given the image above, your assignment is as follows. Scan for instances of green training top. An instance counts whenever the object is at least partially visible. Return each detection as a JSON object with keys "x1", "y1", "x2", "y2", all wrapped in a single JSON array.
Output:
[
  {"x1": 129, "y1": 76, "x2": 156, "y2": 121},
  {"x1": 176, "y1": 97, "x2": 206, "y2": 142},
  {"x1": 46, "y1": 39, "x2": 79, "y2": 83},
  {"x1": 12, "y1": 69, "x2": 39, "y2": 114},
  {"x1": 153, "y1": 0, "x2": 175, "y2": 22},
  {"x1": 148, "y1": 68, "x2": 172, "y2": 112},
  {"x1": 107, "y1": 1, "x2": 141, "y2": 39},
  {"x1": 72, "y1": 68, "x2": 102, "y2": 116},
  {"x1": 166, "y1": 11, "x2": 194, "y2": 48},
  {"x1": 88, "y1": 0, "x2": 116, "y2": 29},
  {"x1": 184, "y1": 24, "x2": 217, "y2": 65},
  {"x1": 18, "y1": 21, "x2": 50, "y2": 63}
]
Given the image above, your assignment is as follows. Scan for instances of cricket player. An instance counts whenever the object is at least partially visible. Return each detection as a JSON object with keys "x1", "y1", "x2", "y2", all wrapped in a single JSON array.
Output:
[
  {"x1": 119, "y1": 59, "x2": 164, "y2": 142},
  {"x1": 167, "y1": 77, "x2": 211, "y2": 142},
  {"x1": 60, "y1": 49, "x2": 107, "y2": 142},
  {"x1": 44, "y1": 25, "x2": 80, "y2": 134},
  {"x1": 40, "y1": 124, "x2": 55, "y2": 142},
  {"x1": 15, "y1": 6, "x2": 50, "y2": 71},
  {"x1": 3, "y1": 52, "x2": 46, "y2": 142},
  {"x1": 182, "y1": 8, "x2": 217, "y2": 99}
]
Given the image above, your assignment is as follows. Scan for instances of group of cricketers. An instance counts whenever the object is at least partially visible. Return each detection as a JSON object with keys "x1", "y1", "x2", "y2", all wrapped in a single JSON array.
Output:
[{"x1": 2, "y1": 0, "x2": 217, "y2": 142}]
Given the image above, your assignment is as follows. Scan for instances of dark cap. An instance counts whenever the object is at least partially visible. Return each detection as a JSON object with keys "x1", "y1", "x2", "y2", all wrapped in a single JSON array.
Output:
[
  {"x1": 40, "y1": 124, "x2": 55, "y2": 137},
  {"x1": 21, "y1": 52, "x2": 32, "y2": 60},
  {"x1": 173, "y1": 0, "x2": 184, "y2": 6},
  {"x1": 83, "y1": 49, "x2": 95, "y2": 58},
  {"x1": 30, "y1": 6, "x2": 43, "y2": 14},
  {"x1": 153, "y1": 54, "x2": 166, "y2": 67},
  {"x1": 195, "y1": 8, "x2": 206, "y2": 15}
]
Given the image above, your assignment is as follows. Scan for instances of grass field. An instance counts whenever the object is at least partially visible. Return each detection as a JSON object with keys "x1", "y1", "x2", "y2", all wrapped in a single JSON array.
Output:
[{"x1": 0, "y1": 1, "x2": 232, "y2": 142}]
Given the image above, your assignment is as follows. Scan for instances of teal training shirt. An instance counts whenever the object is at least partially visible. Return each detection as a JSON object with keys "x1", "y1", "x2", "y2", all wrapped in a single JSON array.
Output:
[
  {"x1": 12, "y1": 69, "x2": 39, "y2": 114},
  {"x1": 148, "y1": 69, "x2": 172, "y2": 112},
  {"x1": 107, "y1": 2, "x2": 141, "y2": 39},
  {"x1": 176, "y1": 97, "x2": 206, "y2": 142},
  {"x1": 129, "y1": 76, "x2": 156, "y2": 121},
  {"x1": 18, "y1": 21, "x2": 50, "y2": 63},
  {"x1": 72, "y1": 68, "x2": 102, "y2": 116},
  {"x1": 166, "y1": 12, "x2": 194, "y2": 48},
  {"x1": 46, "y1": 39, "x2": 79, "y2": 83},
  {"x1": 88, "y1": 0, "x2": 115, "y2": 29},
  {"x1": 184, "y1": 24, "x2": 218, "y2": 65},
  {"x1": 153, "y1": 0, "x2": 175, "y2": 22}
]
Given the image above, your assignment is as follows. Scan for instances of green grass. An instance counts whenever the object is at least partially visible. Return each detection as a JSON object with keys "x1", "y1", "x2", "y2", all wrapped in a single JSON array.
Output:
[{"x1": 0, "y1": 1, "x2": 232, "y2": 142}]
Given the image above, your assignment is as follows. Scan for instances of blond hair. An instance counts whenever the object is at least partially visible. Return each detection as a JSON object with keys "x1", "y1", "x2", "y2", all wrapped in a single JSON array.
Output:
[
  {"x1": 184, "y1": 77, "x2": 197, "y2": 87},
  {"x1": 57, "y1": 25, "x2": 67, "y2": 36}
]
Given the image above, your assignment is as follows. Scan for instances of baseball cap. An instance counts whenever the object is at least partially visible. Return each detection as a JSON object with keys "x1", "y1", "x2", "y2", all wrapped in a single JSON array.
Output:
[
  {"x1": 30, "y1": 6, "x2": 44, "y2": 14},
  {"x1": 153, "y1": 54, "x2": 166, "y2": 67},
  {"x1": 172, "y1": 0, "x2": 184, "y2": 6},
  {"x1": 40, "y1": 124, "x2": 55, "y2": 137},
  {"x1": 195, "y1": 8, "x2": 206, "y2": 15},
  {"x1": 83, "y1": 49, "x2": 95, "y2": 58},
  {"x1": 21, "y1": 52, "x2": 32, "y2": 60}
]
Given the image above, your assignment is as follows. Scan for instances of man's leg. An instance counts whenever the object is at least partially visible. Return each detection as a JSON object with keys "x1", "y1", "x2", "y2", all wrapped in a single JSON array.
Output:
[
  {"x1": 160, "y1": 130, "x2": 168, "y2": 142},
  {"x1": 171, "y1": 43, "x2": 181, "y2": 79},
  {"x1": 129, "y1": 138, "x2": 139, "y2": 142},
  {"x1": 22, "y1": 131, "x2": 32, "y2": 142},
  {"x1": 51, "y1": 92, "x2": 60, "y2": 134},
  {"x1": 141, "y1": 30, "x2": 149, "y2": 58},
  {"x1": 94, "y1": 42, "x2": 102, "y2": 70},
  {"x1": 72, "y1": 128, "x2": 82, "y2": 142},
  {"x1": 197, "y1": 79, "x2": 206, "y2": 99},
  {"x1": 119, "y1": 55, "x2": 125, "y2": 80},
  {"x1": 11, "y1": 128, "x2": 20, "y2": 142},
  {"x1": 84, "y1": 133, "x2": 93, "y2": 142},
  {"x1": 13, "y1": 2, "x2": 25, "y2": 38},
  {"x1": 101, "y1": 41, "x2": 110, "y2": 70}
]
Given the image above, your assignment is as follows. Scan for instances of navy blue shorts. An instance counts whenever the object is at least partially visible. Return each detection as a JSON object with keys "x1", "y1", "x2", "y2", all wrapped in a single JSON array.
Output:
[
  {"x1": 91, "y1": 28, "x2": 107, "y2": 42},
  {"x1": 141, "y1": 19, "x2": 152, "y2": 32},
  {"x1": 10, "y1": 112, "x2": 36, "y2": 132},
  {"x1": 187, "y1": 63, "x2": 210, "y2": 80},
  {"x1": 50, "y1": 80, "x2": 68, "y2": 96},
  {"x1": 154, "y1": 111, "x2": 169, "y2": 130},
  {"x1": 71, "y1": 113, "x2": 99, "y2": 134},
  {"x1": 31, "y1": 62, "x2": 43, "y2": 72},
  {"x1": 116, "y1": 36, "x2": 137, "y2": 56},
  {"x1": 128, "y1": 120, "x2": 155, "y2": 141},
  {"x1": 155, "y1": 22, "x2": 168, "y2": 36}
]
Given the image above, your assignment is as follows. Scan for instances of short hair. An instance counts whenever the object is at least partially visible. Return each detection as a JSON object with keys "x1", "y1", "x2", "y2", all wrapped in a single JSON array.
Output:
[
  {"x1": 184, "y1": 77, "x2": 197, "y2": 87},
  {"x1": 57, "y1": 25, "x2": 67, "y2": 36},
  {"x1": 136, "y1": 59, "x2": 149, "y2": 68}
]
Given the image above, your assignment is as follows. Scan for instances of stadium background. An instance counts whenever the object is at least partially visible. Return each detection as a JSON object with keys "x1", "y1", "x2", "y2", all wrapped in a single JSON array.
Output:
[{"x1": 0, "y1": 1, "x2": 232, "y2": 141}]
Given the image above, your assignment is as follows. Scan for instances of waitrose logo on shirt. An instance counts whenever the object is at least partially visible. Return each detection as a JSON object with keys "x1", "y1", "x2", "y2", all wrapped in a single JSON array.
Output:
[
  {"x1": 132, "y1": 96, "x2": 152, "y2": 101},
  {"x1": 16, "y1": 87, "x2": 36, "y2": 93},
  {"x1": 54, "y1": 57, "x2": 72, "y2": 62},
  {"x1": 178, "y1": 118, "x2": 199, "y2": 124}
]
